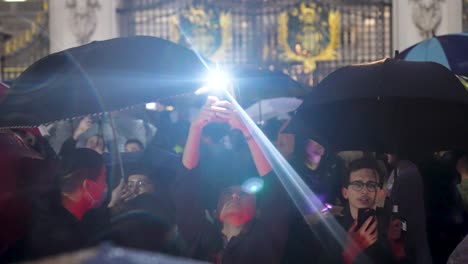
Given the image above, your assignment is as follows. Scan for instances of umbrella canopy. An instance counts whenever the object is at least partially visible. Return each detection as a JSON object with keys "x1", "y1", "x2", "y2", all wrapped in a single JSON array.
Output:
[
  {"x1": 232, "y1": 68, "x2": 309, "y2": 107},
  {"x1": 0, "y1": 36, "x2": 208, "y2": 128},
  {"x1": 289, "y1": 58, "x2": 468, "y2": 154},
  {"x1": 148, "y1": 67, "x2": 308, "y2": 117},
  {"x1": 25, "y1": 243, "x2": 207, "y2": 264},
  {"x1": 0, "y1": 81, "x2": 8, "y2": 95},
  {"x1": 246, "y1": 97, "x2": 303, "y2": 123},
  {"x1": 398, "y1": 33, "x2": 468, "y2": 76}
]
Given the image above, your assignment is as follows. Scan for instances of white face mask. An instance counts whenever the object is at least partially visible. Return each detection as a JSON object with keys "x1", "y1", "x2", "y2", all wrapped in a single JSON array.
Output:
[
  {"x1": 85, "y1": 190, "x2": 100, "y2": 208},
  {"x1": 222, "y1": 136, "x2": 232, "y2": 150},
  {"x1": 85, "y1": 186, "x2": 106, "y2": 209}
]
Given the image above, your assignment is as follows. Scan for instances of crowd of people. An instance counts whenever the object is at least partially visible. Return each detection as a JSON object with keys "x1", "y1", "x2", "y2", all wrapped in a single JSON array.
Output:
[{"x1": 1, "y1": 95, "x2": 468, "y2": 264}]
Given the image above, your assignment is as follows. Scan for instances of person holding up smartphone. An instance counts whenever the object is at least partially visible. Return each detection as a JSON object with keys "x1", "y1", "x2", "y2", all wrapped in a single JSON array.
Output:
[
  {"x1": 174, "y1": 96, "x2": 289, "y2": 264},
  {"x1": 317, "y1": 157, "x2": 407, "y2": 264},
  {"x1": 59, "y1": 116, "x2": 106, "y2": 159}
]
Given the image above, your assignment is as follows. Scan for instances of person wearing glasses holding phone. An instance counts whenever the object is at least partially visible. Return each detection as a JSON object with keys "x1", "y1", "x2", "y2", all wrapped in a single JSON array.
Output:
[
  {"x1": 107, "y1": 166, "x2": 157, "y2": 210},
  {"x1": 317, "y1": 157, "x2": 407, "y2": 264}
]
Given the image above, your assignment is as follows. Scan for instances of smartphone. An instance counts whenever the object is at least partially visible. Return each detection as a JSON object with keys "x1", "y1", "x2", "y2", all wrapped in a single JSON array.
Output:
[{"x1": 357, "y1": 208, "x2": 376, "y2": 230}]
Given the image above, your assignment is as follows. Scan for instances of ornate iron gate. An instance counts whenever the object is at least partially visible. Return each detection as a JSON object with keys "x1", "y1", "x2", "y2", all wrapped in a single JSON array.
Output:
[
  {"x1": 464, "y1": 0, "x2": 468, "y2": 32},
  {"x1": 118, "y1": 0, "x2": 392, "y2": 87},
  {"x1": 0, "y1": 0, "x2": 49, "y2": 82}
]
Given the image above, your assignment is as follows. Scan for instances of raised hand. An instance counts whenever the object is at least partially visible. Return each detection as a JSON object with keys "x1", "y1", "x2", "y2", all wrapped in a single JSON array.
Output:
[
  {"x1": 210, "y1": 101, "x2": 249, "y2": 135},
  {"x1": 108, "y1": 178, "x2": 136, "y2": 208},
  {"x1": 343, "y1": 216, "x2": 378, "y2": 264},
  {"x1": 73, "y1": 116, "x2": 92, "y2": 140},
  {"x1": 191, "y1": 96, "x2": 224, "y2": 130}
]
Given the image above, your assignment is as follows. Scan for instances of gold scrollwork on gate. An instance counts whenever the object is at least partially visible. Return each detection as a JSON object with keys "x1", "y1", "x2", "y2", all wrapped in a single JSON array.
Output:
[
  {"x1": 171, "y1": 5, "x2": 231, "y2": 62},
  {"x1": 278, "y1": 3, "x2": 341, "y2": 73}
]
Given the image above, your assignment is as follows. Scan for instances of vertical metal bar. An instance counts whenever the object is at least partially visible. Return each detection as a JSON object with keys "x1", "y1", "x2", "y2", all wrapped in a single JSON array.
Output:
[{"x1": 0, "y1": 55, "x2": 5, "y2": 81}]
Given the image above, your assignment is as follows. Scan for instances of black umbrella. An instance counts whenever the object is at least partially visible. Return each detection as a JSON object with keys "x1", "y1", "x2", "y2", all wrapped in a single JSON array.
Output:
[
  {"x1": 26, "y1": 243, "x2": 207, "y2": 264},
  {"x1": 151, "y1": 67, "x2": 309, "y2": 123},
  {"x1": 0, "y1": 36, "x2": 208, "y2": 128},
  {"x1": 397, "y1": 33, "x2": 468, "y2": 76},
  {"x1": 232, "y1": 67, "x2": 309, "y2": 107},
  {"x1": 289, "y1": 58, "x2": 468, "y2": 154}
]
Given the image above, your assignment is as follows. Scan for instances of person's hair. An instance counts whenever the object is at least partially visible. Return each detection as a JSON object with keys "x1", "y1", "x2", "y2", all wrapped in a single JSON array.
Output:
[
  {"x1": 102, "y1": 193, "x2": 177, "y2": 253},
  {"x1": 342, "y1": 157, "x2": 383, "y2": 188},
  {"x1": 202, "y1": 123, "x2": 230, "y2": 143},
  {"x1": 124, "y1": 163, "x2": 161, "y2": 190},
  {"x1": 86, "y1": 134, "x2": 104, "y2": 143},
  {"x1": 60, "y1": 148, "x2": 104, "y2": 193},
  {"x1": 125, "y1": 138, "x2": 144, "y2": 150}
]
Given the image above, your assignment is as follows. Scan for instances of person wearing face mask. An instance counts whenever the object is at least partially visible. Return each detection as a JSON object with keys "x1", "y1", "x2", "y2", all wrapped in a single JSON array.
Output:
[{"x1": 1, "y1": 148, "x2": 123, "y2": 262}]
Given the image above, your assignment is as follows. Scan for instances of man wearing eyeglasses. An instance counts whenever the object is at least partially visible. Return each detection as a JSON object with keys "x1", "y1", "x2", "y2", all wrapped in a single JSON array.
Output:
[
  {"x1": 330, "y1": 157, "x2": 407, "y2": 264},
  {"x1": 108, "y1": 167, "x2": 157, "y2": 209}
]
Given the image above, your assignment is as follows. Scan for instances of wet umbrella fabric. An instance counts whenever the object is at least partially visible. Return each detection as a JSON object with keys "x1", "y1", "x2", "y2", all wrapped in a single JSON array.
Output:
[
  {"x1": 232, "y1": 68, "x2": 308, "y2": 107},
  {"x1": 0, "y1": 36, "x2": 208, "y2": 128},
  {"x1": 398, "y1": 33, "x2": 468, "y2": 76},
  {"x1": 245, "y1": 97, "x2": 303, "y2": 123},
  {"x1": 24, "y1": 243, "x2": 208, "y2": 264},
  {"x1": 290, "y1": 58, "x2": 468, "y2": 154}
]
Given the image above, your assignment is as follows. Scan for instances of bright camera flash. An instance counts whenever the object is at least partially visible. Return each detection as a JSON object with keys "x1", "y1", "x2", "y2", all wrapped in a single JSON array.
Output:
[{"x1": 146, "y1": 102, "x2": 157, "y2": 110}]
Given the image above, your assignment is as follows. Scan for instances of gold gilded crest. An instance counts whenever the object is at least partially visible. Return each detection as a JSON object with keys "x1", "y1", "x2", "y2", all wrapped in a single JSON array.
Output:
[
  {"x1": 171, "y1": 5, "x2": 232, "y2": 62},
  {"x1": 278, "y1": 3, "x2": 340, "y2": 73}
]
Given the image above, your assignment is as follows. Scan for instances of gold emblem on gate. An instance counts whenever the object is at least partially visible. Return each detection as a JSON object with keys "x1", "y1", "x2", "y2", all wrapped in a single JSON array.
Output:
[
  {"x1": 171, "y1": 5, "x2": 231, "y2": 62},
  {"x1": 277, "y1": 3, "x2": 340, "y2": 73}
]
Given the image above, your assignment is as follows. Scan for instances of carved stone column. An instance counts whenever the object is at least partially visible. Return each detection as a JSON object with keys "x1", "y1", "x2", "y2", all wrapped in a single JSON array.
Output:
[
  {"x1": 393, "y1": 0, "x2": 463, "y2": 52},
  {"x1": 49, "y1": 0, "x2": 118, "y2": 53}
]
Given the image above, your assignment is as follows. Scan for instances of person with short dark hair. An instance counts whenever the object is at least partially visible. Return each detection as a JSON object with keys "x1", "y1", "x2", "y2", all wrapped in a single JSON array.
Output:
[
  {"x1": 421, "y1": 151, "x2": 465, "y2": 264},
  {"x1": 59, "y1": 148, "x2": 108, "y2": 219},
  {"x1": 99, "y1": 182, "x2": 179, "y2": 255},
  {"x1": 387, "y1": 154, "x2": 432, "y2": 264},
  {"x1": 3, "y1": 148, "x2": 112, "y2": 261},
  {"x1": 317, "y1": 157, "x2": 407, "y2": 264},
  {"x1": 279, "y1": 125, "x2": 347, "y2": 264},
  {"x1": 108, "y1": 166, "x2": 157, "y2": 210},
  {"x1": 124, "y1": 138, "x2": 144, "y2": 153}
]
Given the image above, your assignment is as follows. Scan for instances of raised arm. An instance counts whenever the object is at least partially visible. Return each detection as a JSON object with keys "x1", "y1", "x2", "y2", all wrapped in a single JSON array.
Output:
[
  {"x1": 59, "y1": 116, "x2": 92, "y2": 158},
  {"x1": 214, "y1": 101, "x2": 272, "y2": 176},
  {"x1": 182, "y1": 96, "x2": 220, "y2": 170}
]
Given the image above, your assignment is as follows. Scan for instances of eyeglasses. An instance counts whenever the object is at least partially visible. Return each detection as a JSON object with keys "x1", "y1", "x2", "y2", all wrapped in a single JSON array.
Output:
[
  {"x1": 127, "y1": 180, "x2": 151, "y2": 189},
  {"x1": 348, "y1": 181, "x2": 379, "y2": 192},
  {"x1": 220, "y1": 189, "x2": 251, "y2": 199}
]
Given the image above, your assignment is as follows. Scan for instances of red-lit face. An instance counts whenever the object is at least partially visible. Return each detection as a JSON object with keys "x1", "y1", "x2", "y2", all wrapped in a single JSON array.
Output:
[
  {"x1": 218, "y1": 186, "x2": 256, "y2": 226},
  {"x1": 84, "y1": 166, "x2": 108, "y2": 208},
  {"x1": 277, "y1": 133, "x2": 295, "y2": 160},
  {"x1": 304, "y1": 139, "x2": 325, "y2": 171},
  {"x1": 86, "y1": 136, "x2": 105, "y2": 154},
  {"x1": 125, "y1": 143, "x2": 142, "y2": 153}
]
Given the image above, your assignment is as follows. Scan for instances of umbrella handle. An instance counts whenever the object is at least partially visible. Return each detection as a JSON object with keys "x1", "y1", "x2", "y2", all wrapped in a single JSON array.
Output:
[
  {"x1": 106, "y1": 113, "x2": 125, "y2": 187},
  {"x1": 258, "y1": 100, "x2": 264, "y2": 127}
]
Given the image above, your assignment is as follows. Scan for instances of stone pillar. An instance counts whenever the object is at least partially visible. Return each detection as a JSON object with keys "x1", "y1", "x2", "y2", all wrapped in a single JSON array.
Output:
[
  {"x1": 393, "y1": 0, "x2": 463, "y2": 52},
  {"x1": 49, "y1": 0, "x2": 118, "y2": 53}
]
